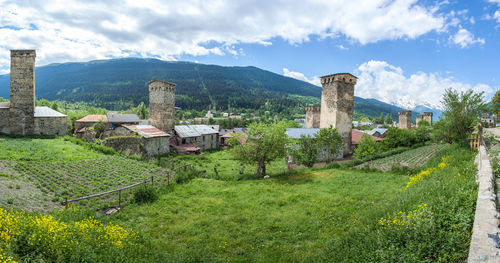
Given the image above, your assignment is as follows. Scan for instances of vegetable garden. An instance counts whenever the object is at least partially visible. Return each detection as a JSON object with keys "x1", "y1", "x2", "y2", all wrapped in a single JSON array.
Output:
[{"x1": 355, "y1": 143, "x2": 447, "y2": 171}]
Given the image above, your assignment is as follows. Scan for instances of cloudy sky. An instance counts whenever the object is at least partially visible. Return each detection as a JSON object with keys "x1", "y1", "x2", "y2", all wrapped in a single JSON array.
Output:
[{"x1": 0, "y1": 0, "x2": 499, "y2": 109}]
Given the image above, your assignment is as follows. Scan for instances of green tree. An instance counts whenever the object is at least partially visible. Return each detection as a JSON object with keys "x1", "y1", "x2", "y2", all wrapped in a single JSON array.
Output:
[
  {"x1": 230, "y1": 121, "x2": 289, "y2": 176},
  {"x1": 374, "y1": 113, "x2": 384, "y2": 124},
  {"x1": 353, "y1": 133, "x2": 379, "y2": 159},
  {"x1": 92, "y1": 121, "x2": 107, "y2": 138},
  {"x1": 434, "y1": 88, "x2": 487, "y2": 143},
  {"x1": 50, "y1": 101, "x2": 59, "y2": 111},
  {"x1": 136, "y1": 102, "x2": 148, "y2": 119},
  {"x1": 414, "y1": 120, "x2": 431, "y2": 143},
  {"x1": 492, "y1": 90, "x2": 500, "y2": 119},
  {"x1": 315, "y1": 126, "x2": 343, "y2": 162},
  {"x1": 382, "y1": 127, "x2": 417, "y2": 149},
  {"x1": 384, "y1": 114, "x2": 393, "y2": 124},
  {"x1": 292, "y1": 134, "x2": 319, "y2": 168}
]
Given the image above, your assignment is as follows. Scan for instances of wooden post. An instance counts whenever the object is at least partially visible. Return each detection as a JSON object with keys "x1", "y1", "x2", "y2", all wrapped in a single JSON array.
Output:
[
  {"x1": 151, "y1": 176, "x2": 154, "y2": 185},
  {"x1": 168, "y1": 173, "x2": 171, "y2": 185},
  {"x1": 65, "y1": 197, "x2": 68, "y2": 209},
  {"x1": 118, "y1": 190, "x2": 122, "y2": 208}
]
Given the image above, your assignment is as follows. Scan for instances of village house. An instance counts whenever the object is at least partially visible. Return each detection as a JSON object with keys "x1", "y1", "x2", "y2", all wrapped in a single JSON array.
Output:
[
  {"x1": 364, "y1": 128, "x2": 388, "y2": 138},
  {"x1": 481, "y1": 113, "x2": 497, "y2": 128},
  {"x1": 285, "y1": 128, "x2": 343, "y2": 163},
  {"x1": 173, "y1": 125, "x2": 218, "y2": 152},
  {"x1": 0, "y1": 50, "x2": 67, "y2": 136}
]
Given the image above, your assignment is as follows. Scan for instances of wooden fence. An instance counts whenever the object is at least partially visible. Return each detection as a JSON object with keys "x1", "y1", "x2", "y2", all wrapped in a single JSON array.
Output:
[
  {"x1": 64, "y1": 164, "x2": 195, "y2": 208},
  {"x1": 470, "y1": 133, "x2": 481, "y2": 152}
]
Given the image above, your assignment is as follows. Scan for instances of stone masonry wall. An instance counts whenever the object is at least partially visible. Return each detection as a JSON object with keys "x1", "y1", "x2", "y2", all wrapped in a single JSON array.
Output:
[
  {"x1": 103, "y1": 135, "x2": 170, "y2": 156},
  {"x1": 398, "y1": 110, "x2": 412, "y2": 129},
  {"x1": 0, "y1": 108, "x2": 10, "y2": 134},
  {"x1": 423, "y1": 112, "x2": 433, "y2": 126},
  {"x1": 34, "y1": 117, "x2": 67, "y2": 136},
  {"x1": 319, "y1": 73, "x2": 356, "y2": 156},
  {"x1": 9, "y1": 50, "x2": 36, "y2": 135},
  {"x1": 305, "y1": 105, "x2": 321, "y2": 128},
  {"x1": 148, "y1": 80, "x2": 176, "y2": 134}
]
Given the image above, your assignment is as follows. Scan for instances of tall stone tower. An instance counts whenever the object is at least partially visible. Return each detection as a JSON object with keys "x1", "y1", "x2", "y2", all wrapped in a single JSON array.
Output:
[
  {"x1": 148, "y1": 80, "x2": 176, "y2": 134},
  {"x1": 305, "y1": 105, "x2": 321, "y2": 128},
  {"x1": 319, "y1": 73, "x2": 357, "y2": 156},
  {"x1": 9, "y1": 50, "x2": 36, "y2": 135},
  {"x1": 423, "y1": 112, "x2": 433, "y2": 126},
  {"x1": 398, "y1": 110, "x2": 412, "y2": 129}
]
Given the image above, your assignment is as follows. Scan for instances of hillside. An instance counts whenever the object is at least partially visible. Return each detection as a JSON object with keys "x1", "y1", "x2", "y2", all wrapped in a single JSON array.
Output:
[{"x1": 0, "y1": 58, "x2": 407, "y2": 119}]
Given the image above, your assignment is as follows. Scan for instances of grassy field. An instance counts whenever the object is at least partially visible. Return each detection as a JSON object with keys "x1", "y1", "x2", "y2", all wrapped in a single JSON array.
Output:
[
  {"x1": 109, "y1": 144, "x2": 478, "y2": 262},
  {"x1": 162, "y1": 149, "x2": 288, "y2": 180},
  {"x1": 0, "y1": 136, "x2": 478, "y2": 262},
  {"x1": 355, "y1": 143, "x2": 447, "y2": 171},
  {"x1": 0, "y1": 136, "x2": 170, "y2": 209},
  {"x1": 112, "y1": 169, "x2": 408, "y2": 262}
]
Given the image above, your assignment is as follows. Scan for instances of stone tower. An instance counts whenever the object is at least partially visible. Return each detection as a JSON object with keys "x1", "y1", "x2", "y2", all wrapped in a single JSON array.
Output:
[
  {"x1": 319, "y1": 73, "x2": 357, "y2": 156},
  {"x1": 148, "y1": 80, "x2": 176, "y2": 134},
  {"x1": 423, "y1": 112, "x2": 433, "y2": 126},
  {"x1": 305, "y1": 105, "x2": 321, "y2": 128},
  {"x1": 416, "y1": 114, "x2": 424, "y2": 127},
  {"x1": 9, "y1": 50, "x2": 36, "y2": 135},
  {"x1": 398, "y1": 110, "x2": 412, "y2": 129}
]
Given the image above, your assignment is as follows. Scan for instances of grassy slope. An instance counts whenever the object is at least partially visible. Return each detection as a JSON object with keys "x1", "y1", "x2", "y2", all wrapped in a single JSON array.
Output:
[{"x1": 113, "y1": 170, "x2": 407, "y2": 262}]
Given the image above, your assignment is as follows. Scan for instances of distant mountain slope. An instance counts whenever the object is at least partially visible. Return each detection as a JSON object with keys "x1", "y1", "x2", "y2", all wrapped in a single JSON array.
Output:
[{"x1": 0, "y1": 58, "x2": 408, "y2": 119}]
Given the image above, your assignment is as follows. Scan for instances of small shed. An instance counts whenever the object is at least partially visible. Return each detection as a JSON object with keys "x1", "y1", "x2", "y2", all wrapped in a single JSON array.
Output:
[{"x1": 174, "y1": 125, "x2": 218, "y2": 151}]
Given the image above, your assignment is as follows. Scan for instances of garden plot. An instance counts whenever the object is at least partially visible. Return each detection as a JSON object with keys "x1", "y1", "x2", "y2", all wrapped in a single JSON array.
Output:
[
  {"x1": 14, "y1": 156, "x2": 169, "y2": 203},
  {"x1": 355, "y1": 144, "x2": 447, "y2": 171}
]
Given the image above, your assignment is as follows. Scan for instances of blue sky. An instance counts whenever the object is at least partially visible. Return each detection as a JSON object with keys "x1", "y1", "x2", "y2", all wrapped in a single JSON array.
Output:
[{"x1": 0, "y1": 0, "x2": 498, "y2": 109}]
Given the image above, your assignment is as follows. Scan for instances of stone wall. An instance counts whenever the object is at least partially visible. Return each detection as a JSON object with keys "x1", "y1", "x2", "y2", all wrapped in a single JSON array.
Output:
[
  {"x1": 9, "y1": 50, "x2": 36, "y2": 135},
  {"x1": 148, "y1": 80, "x2": 176, "y2": 134},
  {"x1": 34, "y1": 117, "x2": 67, "y2": 136},
  {"x1": 103, "y1": 135, "x2": 170, "y2": 156},
  {"x1": 467, "y1": 145, "x2": 500, "y2": 262},
  {"x1": 319, "y1": 73, "x2": 356, "y2": 156},
  {"x1": 398, "y1": 110, "x2": 412, "y2": 129},
  {"x1": 305, "y1": 105, "x2": 321, "y2": 128},
  {"x1": 423, "y1": 112, "x2": 433, "y2": 126},
  {"x1": 0, "y1": 108, "x2": 10, "y2": 134}
]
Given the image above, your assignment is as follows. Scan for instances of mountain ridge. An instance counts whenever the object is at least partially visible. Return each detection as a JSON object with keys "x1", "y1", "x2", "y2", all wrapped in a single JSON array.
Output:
[{"x1": 0, "y1": 57, "x2": 422, "y2": 119}]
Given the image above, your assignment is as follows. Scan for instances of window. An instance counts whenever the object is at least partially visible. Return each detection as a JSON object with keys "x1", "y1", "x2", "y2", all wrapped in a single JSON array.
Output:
[{"x1": 40, "y1": 120, "x2": 45, "y2": 127}]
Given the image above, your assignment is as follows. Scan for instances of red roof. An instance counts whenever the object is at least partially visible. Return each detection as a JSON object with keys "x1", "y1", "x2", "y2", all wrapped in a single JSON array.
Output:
[
  {"x1": 352, "y1": 129, "x2": 382, "y2": 144},
  {"x1": 176, "y1": 144, "x2": 200, "y2": 153},
  {"x1": 76, "y1": 115, "x2": 107, "y2": 123}
]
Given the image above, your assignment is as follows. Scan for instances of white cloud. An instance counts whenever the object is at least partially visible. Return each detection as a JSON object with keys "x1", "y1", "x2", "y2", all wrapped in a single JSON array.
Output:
[
  {"x1": 355, "y1": 60, "x2": 495, "y2": 110},
  {"x1": 451, "y1": 28, "x2": 485, "y2": 48},
  {"x1": 282, "y1": 68, "x2": 320, "y2": 86},
  {"x1": 337, "y1": 44, "x2": 348, "y2": 50},
  {"x1": 0, "y1": 0, "x2": 447, "y2": 71}
]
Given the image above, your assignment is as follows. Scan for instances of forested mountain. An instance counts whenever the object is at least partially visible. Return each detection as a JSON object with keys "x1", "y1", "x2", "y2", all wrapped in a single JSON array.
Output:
[{"x1": 0, "y1": 58, "x2": 407, "y2": 119}]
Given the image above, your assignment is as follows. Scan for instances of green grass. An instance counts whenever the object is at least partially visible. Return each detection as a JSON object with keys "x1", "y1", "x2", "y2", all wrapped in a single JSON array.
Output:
[
  {"x1": 0, "y1": 136, "x2": 102, "y2": 161},
  {"x1": 108, "y1": 143, "x2": 477, "y2": 262},
  {"x1": 355, "y1": 143, "x2": 447, "y2": 171},
  {"x1": 0, "y1": 136, "x2": 171, "y2": 207},
  {"x1": 163, "y1": 149, "x2": 288, "y2": 180},
  {"x1": 112, "y1": 169, "x2": 408, "y2": 262}
]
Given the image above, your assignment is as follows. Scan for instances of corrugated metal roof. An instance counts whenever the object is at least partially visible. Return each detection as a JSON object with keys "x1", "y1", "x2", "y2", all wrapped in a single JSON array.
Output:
[
  {"x1": 286, "y1": 128, "x2": 321, "y2": 139},
  {"x1": 175, "y1": 125, "x2": 218, "y2": 138},
  {"x1": 106, "y1": 113, "x2": 140, "y2": 123},
  {"x1": 76, "y1": 115, "x2": 107, "y2": 123},
  {"x1": 34, "y1": 106, "x2": 67, "y2": 117},
  {"x1": 124, "y1": 125, "x2": 170, "y2": 138},
  {"x1": 0, "y1": 102, "x2": 10, "y2": 108}
]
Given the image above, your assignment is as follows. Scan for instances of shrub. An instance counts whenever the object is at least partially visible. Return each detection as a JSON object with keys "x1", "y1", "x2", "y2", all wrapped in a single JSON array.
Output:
[
  {"x1": 132, "y1": 185, "x2": 158, "y2": 204},
  {"x1": 292, "y1": 134, "x2": 319, "y2": 168},
  {"x1": 382, "y1": 127, "x2": 417, "y2": 149},
  {"x1": 353, "y1": 133, "x2": 380, "y2": 159},
  {"x1": 175, "y1": 168, "x2": 198, "y2": 184}
]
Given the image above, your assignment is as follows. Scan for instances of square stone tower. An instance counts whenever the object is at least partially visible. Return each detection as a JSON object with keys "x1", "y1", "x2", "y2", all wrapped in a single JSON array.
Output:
[
  {"x1": 9, "y1": 50, "x2": 36, "y2": 135},
  {"x1": 398, "y1": 110, "x2": 412, "y2": 129},
  {"x1": 319, "y1": 73, "x2": 357, "y2": 156},
  {"x1": 148, "y1": 80, "x2": 176, "y2": 134},
  {"x1": 305, "y1": 105, "x2": 321, "y2": 128},
  {"x1": 423, "y1": 112, "x2": 433, "y2": 126},
  {"x1": 416, "y1": 114, "x2": 424, "y2": 127}
]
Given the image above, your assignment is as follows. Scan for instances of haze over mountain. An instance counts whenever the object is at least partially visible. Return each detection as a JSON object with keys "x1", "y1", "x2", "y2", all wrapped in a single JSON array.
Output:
[{"x1": 0, "y1": 58, "x2": 433, "y2": 119}]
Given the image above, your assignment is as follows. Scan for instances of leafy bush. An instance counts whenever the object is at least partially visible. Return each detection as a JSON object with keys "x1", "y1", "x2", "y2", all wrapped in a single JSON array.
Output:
[
  {"x1": 353, "y1": 133, "x2": 380, "y2": 159},
  {"x1": 382, "y1": 127, "x2": 417, "y2": 149},
  {"x1": 64, "y1": 136, "x2": 118, "y2": 155},
  {"x1": 133, "y1": 185, "x2": 158, "y2": 204},
  {"x1": 292, "y1": 134, "x2": 319, "y2": 167},
  {"x1": 175, "y1": 168, "x2": 198, "y2": 184}
]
